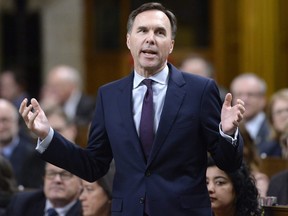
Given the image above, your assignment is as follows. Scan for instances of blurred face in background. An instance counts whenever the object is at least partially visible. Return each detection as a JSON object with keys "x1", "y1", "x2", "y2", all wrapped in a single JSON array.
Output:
[
  {"x1": 47, "y1": 110, "x2": 77, "y2": 142},
  {"x1": 271, "y1": 98, "x2": 288, "y2": 133},
  {"x1": 231, "y1": 76, "x2": 266, "y2": 121},
  {"x1": 0, "y1": 99, "x2": 18, "y2": 146},
  {"x1": 206, "y1": 166, "x2": 236, "y2": 215},
  {"x1": 44, "y1": 163, "x2": 82, "y2": 208},
  {"x1": 0, "y1": 72, "x2": 21, "y2": 101},
  {"x1": 43, "y1": 66, "x2": 79, "y2": 107},
  {"x1": 79, "y1": 180, "x2": 111, "y2": 216}
]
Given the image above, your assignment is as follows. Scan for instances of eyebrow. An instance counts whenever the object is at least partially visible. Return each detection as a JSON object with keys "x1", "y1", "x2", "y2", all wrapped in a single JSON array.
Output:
[
  {"x1": 214, "y1": 176, "x2": 229, "y2": 181},
  {"x1": 137, "y1": 25, "x2": 167, "y2": 32}
]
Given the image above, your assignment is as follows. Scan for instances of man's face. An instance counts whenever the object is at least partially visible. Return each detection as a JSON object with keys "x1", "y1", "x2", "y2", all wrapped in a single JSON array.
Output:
[
  {"x1": 44, "y1": 163, "x2": 82, "y2": 207},
  {"x1": 0, "y1": 73, "x2": 20, "y2": 101},
  {"x1": 231, "y1": 77, "x2": 266, "y2": 121},
  {"x1": 0, "y1": 102, "x2": 18, "y2": 146},
  {"x1": 126, "y1": 10, "x2": 174, "y2": 76},
  {"x1": 44, "y1": 68, "x2": 75, "y2": 106}
]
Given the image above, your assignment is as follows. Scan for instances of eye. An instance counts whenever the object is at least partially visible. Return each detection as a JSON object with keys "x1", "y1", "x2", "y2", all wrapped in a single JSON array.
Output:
[
  {"x1": 156, "y1": 30, "x2": 165, "y2": 36},
  {"x1": 137, "y1": 28, "x2": 147, "y2": 33},
  {"x1": 215, "y1": 180, "x2": 226, "y2": 186}
]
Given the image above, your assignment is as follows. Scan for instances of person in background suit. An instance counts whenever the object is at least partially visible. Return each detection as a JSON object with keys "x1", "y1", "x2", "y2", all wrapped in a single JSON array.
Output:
[
  {"x1": 6, "y1": 163, "x2": 83, "y2": 216},
  {"x1": 40, "y1": 65, "x2": 95, "y2": 127},
  {"x1": 19, "y1": 2, "x2": 245, "y2": 216},
  {"x1": 0, "y1": 99, "x2": 44, "y2": 189},
  {"x1": 230, "y1": 73, "x2": 270, "y2": 157}
]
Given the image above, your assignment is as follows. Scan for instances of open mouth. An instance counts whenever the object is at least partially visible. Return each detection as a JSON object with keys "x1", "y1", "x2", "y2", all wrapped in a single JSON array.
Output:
[{"x1": 141, "y1": 49, "x2": 157, "y2": 57}]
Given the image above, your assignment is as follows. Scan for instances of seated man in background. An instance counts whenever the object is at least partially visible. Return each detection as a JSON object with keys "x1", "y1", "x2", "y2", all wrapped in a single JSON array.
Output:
[
  {"x1": 0, "y1": 99, "x2": 44, "y2": 189},
  {"x1": 6, "y1": 163, "x2": 83, "y2": 216},
  {"x1": 230, "y1": 73, "x2": 270, "y2": 156}
]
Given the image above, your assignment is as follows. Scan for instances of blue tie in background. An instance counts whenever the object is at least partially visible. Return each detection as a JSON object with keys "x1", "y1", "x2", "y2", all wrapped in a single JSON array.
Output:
[
  {"x1": 139, "y1": 79, "x2": 154, "y2": 160},
  {"x1": 47, "y1": 208, "x2": 58, "y2": 216}
]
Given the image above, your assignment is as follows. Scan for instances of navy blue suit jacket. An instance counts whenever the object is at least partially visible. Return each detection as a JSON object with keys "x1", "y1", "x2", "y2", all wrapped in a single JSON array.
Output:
[
  {"x1": 5, "y1": 190, "x2": 82, "y2": 216},
  {"x1": 40, "y1": 63, "x2": 243, "y2": 216}
]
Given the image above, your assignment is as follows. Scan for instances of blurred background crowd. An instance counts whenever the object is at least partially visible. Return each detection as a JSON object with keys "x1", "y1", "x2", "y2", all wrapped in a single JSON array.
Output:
[{"x1": 0, "y1": 0, "x2": 288, "y2": 215}]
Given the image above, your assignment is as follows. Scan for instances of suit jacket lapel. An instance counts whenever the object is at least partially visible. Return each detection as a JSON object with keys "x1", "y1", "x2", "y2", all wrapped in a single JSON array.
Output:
[
  {"x1": 117, "y1": 73, "x2": 147, "y2": 162},
  {"x1": 148, "y1": 65, "x2": 186, "y2": 165}
]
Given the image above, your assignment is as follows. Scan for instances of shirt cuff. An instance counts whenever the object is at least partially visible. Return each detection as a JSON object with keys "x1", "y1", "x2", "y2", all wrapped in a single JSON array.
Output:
[
  {"x1": 36, "y1": 127, "x2": 54, "y2": 153},
  {"x1": 219, "y1": 123, "x2": 238, "y2": 147}
]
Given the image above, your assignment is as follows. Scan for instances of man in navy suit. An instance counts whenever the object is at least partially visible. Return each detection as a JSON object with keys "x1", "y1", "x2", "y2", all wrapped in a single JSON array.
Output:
[{"x1": 19, "y1": 2, "x2": 245, "y2": 216}]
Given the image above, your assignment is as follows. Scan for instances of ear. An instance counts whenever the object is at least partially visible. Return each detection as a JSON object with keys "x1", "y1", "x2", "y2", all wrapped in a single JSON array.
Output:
[
  {"x1": 126, "y1": 34, "x2": 131, "y2": 50},
  {"x1": 169, "y1": 40, "x2": 175, "y2": 54}
]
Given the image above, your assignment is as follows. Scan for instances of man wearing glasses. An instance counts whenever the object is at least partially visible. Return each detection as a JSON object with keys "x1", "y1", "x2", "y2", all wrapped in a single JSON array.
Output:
[{"x1": 6, "y1": 163, "x2": 82, "y2": 216}]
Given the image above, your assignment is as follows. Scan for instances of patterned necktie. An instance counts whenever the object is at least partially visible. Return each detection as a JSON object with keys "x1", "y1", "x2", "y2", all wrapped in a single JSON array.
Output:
[
  {"x1": 139, "y1": 79, "x2": 154, "y2": 160},
  {"x1": 47, "y1": 208, "x2": 58, "y2": 216}
]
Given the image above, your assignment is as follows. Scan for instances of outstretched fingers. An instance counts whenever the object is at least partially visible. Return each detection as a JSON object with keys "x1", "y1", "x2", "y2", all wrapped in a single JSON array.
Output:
[{"x1": 19, "y1": 98, "x2": 38, "y2": 129}]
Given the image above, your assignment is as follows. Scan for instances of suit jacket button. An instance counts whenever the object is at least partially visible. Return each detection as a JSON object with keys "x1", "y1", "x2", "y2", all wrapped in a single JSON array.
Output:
[
  {"x1": 145, "y1": 170, "x2": 151, "y2": 176},
  {"x1": 140, "y1": 197, "x2": 145, "y2": 204}
]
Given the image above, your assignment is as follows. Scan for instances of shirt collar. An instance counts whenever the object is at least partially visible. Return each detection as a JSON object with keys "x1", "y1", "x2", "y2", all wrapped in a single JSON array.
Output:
[
  {"x1": 1, "y1": 136, "x2": 20, "y2": 158},
  {"x1": 45, "y1": 199, "x2": 77, "y2": 216},
  {"x1": 133, "y1": 64, "x2": 169, "y2": 89}
]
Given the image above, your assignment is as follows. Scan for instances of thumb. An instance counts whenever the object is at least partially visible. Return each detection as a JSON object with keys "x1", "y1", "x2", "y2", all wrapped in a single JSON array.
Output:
[{"x1": 223, "y1": 93, "x2": 232, "y2": 108}]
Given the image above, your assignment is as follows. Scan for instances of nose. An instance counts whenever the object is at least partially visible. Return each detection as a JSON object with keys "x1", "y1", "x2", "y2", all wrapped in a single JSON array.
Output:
[
  {"x1": 79, "y1": 191, "x2": 87, "y2": 201},
  {"x1": 207, "y1": 182, "x2": 215, "y2": 193},
  {"x1": 54, "y1": 173, "x2": 62, "y2": 182},
  {"x1": 145, "y1": 32, "x2": 155, "y2": 44}
]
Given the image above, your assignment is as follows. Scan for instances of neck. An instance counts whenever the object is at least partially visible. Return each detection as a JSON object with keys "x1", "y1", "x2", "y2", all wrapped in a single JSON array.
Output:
[{"x1": 213, "y1": 206, "x2": 236, "y2": 216}]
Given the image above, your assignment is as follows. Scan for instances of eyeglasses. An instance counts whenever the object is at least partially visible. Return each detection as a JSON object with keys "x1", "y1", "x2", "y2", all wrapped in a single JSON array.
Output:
[
  {"x1": 233, "y1": 92, "x2": 264, "y2": 98},
  {"x1": 45, "y1": 171, "x2": 74, "y2": 180},
  {"x1": 273, "y1": 108, "x2": 288, "y2": 116},
  {"x1": 0, "y1": 117, "x2": 15, "y2": 124}
]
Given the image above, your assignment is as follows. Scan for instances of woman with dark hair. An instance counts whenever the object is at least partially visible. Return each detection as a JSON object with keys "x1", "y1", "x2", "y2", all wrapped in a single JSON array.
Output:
[
  {"x1": 0, "y1": 155, "x2": 17, "y2": 215},
  {"x1": 206, "y1": 157, "x2": 262, "y2": 216}
]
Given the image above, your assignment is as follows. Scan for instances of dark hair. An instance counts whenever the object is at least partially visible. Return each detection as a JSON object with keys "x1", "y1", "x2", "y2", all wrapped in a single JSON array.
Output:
[
  {"x1": 127, "y1": 2, "x2": 177, "y2": 39},
  {"x1": 97, "y1": 177, "x2": 112, "y2": 199},
  {"x1": 207, "y1": 157, "x2": 262, "y2": 216}
]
